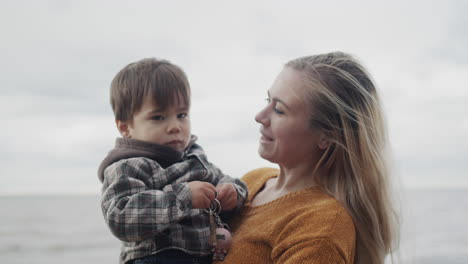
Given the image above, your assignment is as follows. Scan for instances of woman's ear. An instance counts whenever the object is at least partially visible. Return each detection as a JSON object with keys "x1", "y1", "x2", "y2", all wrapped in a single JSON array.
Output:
[
  {"x1": 116, "y1": 120, "x2": 131, "y2": 138},
  {"x1": 318, "y1": 133, "x2": 330, "y2": 150}
]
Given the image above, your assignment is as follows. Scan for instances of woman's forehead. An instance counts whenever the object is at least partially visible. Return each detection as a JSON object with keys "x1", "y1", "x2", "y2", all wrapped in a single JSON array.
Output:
[{"x1": 269, "y1": 68, "x2": 309, "y2": 108}]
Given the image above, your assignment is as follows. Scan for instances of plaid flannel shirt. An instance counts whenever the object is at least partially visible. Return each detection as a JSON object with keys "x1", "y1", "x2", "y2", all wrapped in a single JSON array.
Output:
[{"x1": 98, "y1": 137, "x2": 248, "y2": 264}]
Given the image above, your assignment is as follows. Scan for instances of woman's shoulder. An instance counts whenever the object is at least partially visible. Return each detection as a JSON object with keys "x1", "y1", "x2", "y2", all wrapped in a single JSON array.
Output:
[
  {"x1": 285, "y1": 189, "x2": 351, "y2": 221},
  {"x1": 290, "y1": 189, "x2": 356, "y2": 256},
  {"x1": 241, "y1": 167, "x2": 278, "y2": 184},
  {"x1": 240, "y1": 167, "x2": 278, "y2": 198},
  {"x1": 295, "y1": 189, "x2": 354, "y2": 235}
]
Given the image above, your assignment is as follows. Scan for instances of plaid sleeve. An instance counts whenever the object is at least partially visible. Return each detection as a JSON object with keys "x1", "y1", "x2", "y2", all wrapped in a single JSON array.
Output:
[
  {"x1": 212, "y1": 164, "x2": 248, "y2": 212},
  {"x1": 101, "y1": 158, "x2": 193, "y2": 242},
  {"x1": 196, "y1": 157, "x2": 248, "y2": 215},
  {"x1": 186, "y1": 143, "x2": 248, "y2": 213}
]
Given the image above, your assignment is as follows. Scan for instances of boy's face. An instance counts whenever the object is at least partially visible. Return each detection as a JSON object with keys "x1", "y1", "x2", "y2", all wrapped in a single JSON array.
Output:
[{"x1": 118, "y1": 96, "x2": 191, "y2": 152}]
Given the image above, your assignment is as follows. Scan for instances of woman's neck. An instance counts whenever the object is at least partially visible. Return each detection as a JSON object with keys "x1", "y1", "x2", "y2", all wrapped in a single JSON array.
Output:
[
  {"x1": 250, "y1": 161, "x2": 322, "y2": 207},
  {"x1": 275, "y1": 162, "x2": 319, "y2": 193}
]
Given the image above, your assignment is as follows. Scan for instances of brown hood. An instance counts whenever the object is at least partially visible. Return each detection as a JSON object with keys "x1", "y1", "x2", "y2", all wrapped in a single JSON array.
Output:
[{"x1": 97, "y1": 135, "x2": 197, "y2": 182}]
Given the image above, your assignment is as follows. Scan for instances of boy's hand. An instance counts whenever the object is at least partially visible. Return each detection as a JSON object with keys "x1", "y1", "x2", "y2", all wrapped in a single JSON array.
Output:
[
  {"x1": 216, "y1": 183, "x2": 238, "y2": 211},
  {"x1": 188, "y1": 181, "x2": 217, "y2": 209}
]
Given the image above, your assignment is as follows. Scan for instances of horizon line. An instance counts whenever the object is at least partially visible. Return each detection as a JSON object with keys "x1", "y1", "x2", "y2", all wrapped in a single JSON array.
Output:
[{"x1": 1, "y1": 186, "x2": 467, "y2": 197}]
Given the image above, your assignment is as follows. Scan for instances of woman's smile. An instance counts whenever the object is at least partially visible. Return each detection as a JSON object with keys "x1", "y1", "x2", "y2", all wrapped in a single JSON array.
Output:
[{"x1": 259, "y1": 130, "x2": 274, "y2": 143}]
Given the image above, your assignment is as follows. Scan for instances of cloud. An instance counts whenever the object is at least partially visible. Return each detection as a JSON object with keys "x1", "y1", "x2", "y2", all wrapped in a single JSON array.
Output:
[
  {"x1": 431, "y1": 0, "x2": 468, "y2": 65},
  {"x1": 1, "y1": 0, "x2": 466, "y2": 193},
  {"x1": 384, "y1": 61, "x2": 468, "y2": 188}
]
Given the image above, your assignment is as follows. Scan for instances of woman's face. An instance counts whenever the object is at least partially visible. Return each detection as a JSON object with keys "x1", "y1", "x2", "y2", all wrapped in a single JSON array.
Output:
[{"x1": 255, "y1": 67, "x2": 323, "y2": 168}]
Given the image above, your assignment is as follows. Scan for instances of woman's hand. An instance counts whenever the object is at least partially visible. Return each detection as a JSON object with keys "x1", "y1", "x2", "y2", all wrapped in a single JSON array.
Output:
[{"x1": 216, "y1": 183, "x2": 238, "y2": 211}]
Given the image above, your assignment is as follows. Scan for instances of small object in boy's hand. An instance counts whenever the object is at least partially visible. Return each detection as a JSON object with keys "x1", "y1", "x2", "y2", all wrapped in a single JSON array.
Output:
[{"x1": 211, "y1": 227, "x2": 232, "y2": 261}]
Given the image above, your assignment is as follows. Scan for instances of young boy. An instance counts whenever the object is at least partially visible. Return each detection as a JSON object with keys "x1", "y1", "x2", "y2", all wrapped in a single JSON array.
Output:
[{"x1": 97, "y1": 58, "x2": 248, "y2": 264}]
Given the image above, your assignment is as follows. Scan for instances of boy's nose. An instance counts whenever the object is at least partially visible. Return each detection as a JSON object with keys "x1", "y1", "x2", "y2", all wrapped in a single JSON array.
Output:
[{"x1": 167, "y1": 120, "x2": 182, "y2": 134}]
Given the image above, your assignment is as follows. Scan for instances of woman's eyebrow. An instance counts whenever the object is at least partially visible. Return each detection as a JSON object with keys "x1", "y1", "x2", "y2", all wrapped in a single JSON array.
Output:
[{"x1": 268, "y1": 91, "x2": 290, "y2": 110}]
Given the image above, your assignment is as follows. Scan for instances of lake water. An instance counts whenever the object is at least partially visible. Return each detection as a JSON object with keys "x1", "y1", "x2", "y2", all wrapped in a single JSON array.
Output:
[{"x1": 0, "y1": 189, "x2": 467, "y2": 263}]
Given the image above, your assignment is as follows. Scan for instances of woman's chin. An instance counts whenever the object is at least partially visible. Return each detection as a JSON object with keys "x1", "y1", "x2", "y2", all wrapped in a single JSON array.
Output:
[{"x1": 258, "y1": 148, "x2": 274, "y2": 163}]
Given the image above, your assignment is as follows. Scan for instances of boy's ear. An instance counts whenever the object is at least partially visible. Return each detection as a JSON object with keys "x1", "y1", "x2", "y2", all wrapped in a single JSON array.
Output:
[
  {"x1": 116, "y1": 120, "x2": 131, "y2": 138},
  {"x1": 318, "y1": 133, "x2": 330, "y2": 150}
]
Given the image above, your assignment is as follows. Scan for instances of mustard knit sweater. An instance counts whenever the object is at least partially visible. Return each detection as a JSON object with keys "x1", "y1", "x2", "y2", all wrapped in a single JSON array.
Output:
[{"x1": 218, "y1": 168, "x2": 356, "y2": 264}]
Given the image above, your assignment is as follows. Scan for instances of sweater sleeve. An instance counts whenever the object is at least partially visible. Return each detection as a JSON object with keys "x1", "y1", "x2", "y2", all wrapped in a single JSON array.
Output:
[
  {"x1": 101, "y1": 158, "x2": 193, "y2": 242},
  {"x1": 273, "y1": 238, "x2": 347, "y2": 264},
  {"x1": 271, "y1": 199, "x2": 355, "y2": 264}
]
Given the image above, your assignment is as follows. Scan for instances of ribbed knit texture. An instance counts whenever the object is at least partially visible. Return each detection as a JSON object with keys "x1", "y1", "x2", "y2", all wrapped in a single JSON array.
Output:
[{"x1": 219, "y1": 168, "x2": 356, "y2": 264}]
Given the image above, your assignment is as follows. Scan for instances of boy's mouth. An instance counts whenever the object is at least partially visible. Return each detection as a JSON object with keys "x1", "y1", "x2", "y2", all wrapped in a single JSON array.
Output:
[{"x1": 166, "y1": 140, "x2": 184, "y2": 147}]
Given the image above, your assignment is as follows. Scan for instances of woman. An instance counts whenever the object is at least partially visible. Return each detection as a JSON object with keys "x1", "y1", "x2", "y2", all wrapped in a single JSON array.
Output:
[{"x1": 220, "y1": 52, "x2": 399, "y2": 264}]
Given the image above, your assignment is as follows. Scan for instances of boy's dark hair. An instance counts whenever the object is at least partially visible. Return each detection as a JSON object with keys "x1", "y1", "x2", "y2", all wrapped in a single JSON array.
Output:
[{"x1": 110, "y1": 58, "x2": 191, "y2": 122}]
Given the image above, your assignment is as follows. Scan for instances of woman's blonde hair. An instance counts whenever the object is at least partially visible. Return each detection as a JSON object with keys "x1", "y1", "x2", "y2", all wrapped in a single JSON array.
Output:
[{"x1": 286, "y1": 52, "x2": 399, "y2": 264}]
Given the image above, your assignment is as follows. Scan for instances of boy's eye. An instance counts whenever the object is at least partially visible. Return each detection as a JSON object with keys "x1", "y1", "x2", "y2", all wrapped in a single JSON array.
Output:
[
  {"x1": 178, "y1": 113, "x2": 188, "y2": 119},
  {"x1": 151, "y1": 115, "x2": 164, "y2": 121}
]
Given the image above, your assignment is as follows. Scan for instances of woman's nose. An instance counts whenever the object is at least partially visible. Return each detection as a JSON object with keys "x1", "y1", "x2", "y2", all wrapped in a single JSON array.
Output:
[{"x1": 255, "y1": 106, "x2": 270, "y2": 126}]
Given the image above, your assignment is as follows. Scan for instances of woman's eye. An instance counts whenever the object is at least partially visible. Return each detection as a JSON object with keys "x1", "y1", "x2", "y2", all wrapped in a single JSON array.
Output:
[
  {"x1": 273, "y1": 107, "x2": 284, "y2": 114},
  {"x1": 151, "y1": 115, "x2": 164, "y2": 121},
  {"x1": 265, "y1": 97, "x2": 284, "y2": 114}
]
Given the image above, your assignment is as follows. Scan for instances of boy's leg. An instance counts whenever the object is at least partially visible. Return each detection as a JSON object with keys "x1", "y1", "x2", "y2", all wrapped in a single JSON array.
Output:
[{"x1": 131, "y1": 250, "x2": 212, "y2": 264}]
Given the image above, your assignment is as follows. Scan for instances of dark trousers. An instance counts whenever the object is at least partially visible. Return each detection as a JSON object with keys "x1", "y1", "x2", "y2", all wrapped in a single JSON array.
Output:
[{"x1": 131, "y1": 249, "x2": 212, "y2": 264}]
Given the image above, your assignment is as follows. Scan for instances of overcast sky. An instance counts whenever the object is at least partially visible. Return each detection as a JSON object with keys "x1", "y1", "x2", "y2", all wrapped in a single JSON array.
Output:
[{"x1": 1, "y1": 0, "x2": 467, "y2": 195}]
